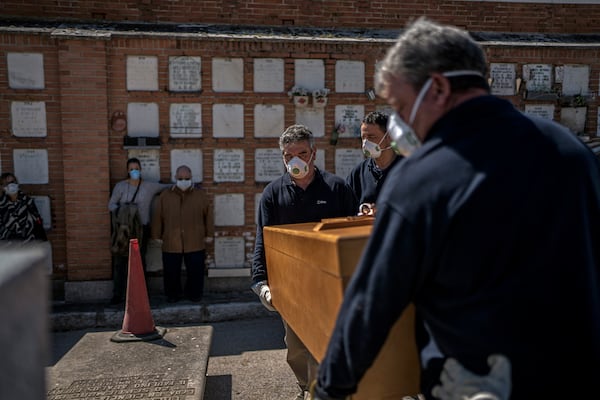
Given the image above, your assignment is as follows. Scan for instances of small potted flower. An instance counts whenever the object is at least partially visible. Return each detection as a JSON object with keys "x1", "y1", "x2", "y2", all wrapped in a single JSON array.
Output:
[
  {"x1": 288, "y1": 86, "x2": 309, "y2": 108},
  {"x1": 312, "y1": 88, "x2": 330, "y2": 108}
]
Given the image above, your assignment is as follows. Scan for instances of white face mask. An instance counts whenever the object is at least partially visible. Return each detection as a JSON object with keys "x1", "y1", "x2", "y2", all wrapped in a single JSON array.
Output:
[
  {"x1": 176, "y1": 179, "x2": 192, "y2": 191},
  {"x1": 4, "y1": 182, "x2": 19, "y2": 195},
  {"x1": 286, "y1": 153, "x2": 313, "y2": 179},
  {"x1": 389, "y1": 70, "x2": 484, "y2": 157},
  {"x1": 362, "y1": 131, "x2": 390, "y2": 159}
]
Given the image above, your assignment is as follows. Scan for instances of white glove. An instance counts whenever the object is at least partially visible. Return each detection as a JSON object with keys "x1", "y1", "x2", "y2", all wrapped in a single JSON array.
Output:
[
  {"x1": 432, "y1": 354, "x2": 511, "y2": 400},
  {"x1": 251, "y1": 280, "x2": 276, "y2": 312}
]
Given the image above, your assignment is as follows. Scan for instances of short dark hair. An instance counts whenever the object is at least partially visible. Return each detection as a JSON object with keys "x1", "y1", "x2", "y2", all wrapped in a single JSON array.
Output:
[
  {"x1": 126, "y1": 157, "x2": 141, "y2": 169},
  {"x1": 362, "y1": 111, "x2": 389, "y2": 133},
  {"x1": 0, "y1": 172, "x2": 17, "y2": 186}
]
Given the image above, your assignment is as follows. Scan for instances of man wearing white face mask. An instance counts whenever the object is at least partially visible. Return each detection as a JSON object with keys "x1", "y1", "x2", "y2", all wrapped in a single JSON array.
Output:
[
  {"x1": 346, "y1": 111, "x2": 403, "y2": 212},
  {"x1": 152, "y1": 165, "x2": 214, "y2": 303},
  {"x1": 312, "y1": 17, "x2": 600, "y2": 400},
  {"x1": 252, "y1": 124, "x2": 357, "y2": 400}
]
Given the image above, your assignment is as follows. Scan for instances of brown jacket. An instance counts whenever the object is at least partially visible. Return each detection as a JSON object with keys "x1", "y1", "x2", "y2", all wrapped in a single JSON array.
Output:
[{"x1": 151, "y1": 186, "x2": 214, "y2": 253}]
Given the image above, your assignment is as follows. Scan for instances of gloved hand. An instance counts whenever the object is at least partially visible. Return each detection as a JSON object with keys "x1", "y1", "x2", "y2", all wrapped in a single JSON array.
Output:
[
  {"x1": 251, "y1": 280, "x2": 276, "y2": 312},
  {"x1": 432, "y1": 354, "x2": 511, "y2": 400}
]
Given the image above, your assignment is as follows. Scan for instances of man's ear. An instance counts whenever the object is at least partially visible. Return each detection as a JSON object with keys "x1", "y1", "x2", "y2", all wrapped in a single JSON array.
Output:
[{"x1": 430, "y1": 73, "x2": 452, "y2": 105}]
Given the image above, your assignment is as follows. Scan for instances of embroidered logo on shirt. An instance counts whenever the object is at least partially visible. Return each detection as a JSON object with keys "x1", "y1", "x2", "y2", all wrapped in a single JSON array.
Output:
[{"x1": 316, "y1": 200, "x2": 327, "y2": 205}]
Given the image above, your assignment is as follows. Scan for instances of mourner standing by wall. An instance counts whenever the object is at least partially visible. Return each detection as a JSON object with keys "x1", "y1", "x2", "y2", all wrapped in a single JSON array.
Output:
[{"x1": 0, "y1": 172, "x2": 47, "y2": 242}]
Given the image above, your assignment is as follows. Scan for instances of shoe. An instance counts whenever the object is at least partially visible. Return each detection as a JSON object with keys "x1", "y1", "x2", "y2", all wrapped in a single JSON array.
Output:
[{"x1": 294, "y1": 390, "x2": 310, "y2": 400}]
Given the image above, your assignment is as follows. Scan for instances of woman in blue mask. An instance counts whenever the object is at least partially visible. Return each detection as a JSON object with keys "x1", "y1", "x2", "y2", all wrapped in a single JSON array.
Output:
[
  {"x1": 0, "y1": 172, "x2": 47, "y2": 242},
  {"x1": 107, "y1": 157, "x2": 169, "y2": 305}
]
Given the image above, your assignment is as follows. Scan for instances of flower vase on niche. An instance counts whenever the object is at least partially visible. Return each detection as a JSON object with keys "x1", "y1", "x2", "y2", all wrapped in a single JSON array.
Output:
[
  {"x1": 312, "y1": 88, "x2": 330, "y2": 108},
  {"x1": 288, "y1": 86, "x2": 310, "y2": 108},
  {"x1": 294, "y1": 95, "x2": 309, "y2": 108}
]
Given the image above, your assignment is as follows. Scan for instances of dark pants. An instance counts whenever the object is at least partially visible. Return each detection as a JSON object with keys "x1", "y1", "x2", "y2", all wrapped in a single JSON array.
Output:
[
  {"x1": 111, "y1": 225, "x2": 150, "y2": 301},
  {"x1": 162, "y1": 250, "x2": 206, "y2": 301}
]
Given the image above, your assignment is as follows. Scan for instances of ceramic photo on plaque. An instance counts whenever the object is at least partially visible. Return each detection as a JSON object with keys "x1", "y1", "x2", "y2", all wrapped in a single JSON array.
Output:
[
  {"x1": 490, "y1": 63, "x2": 516, "y2": 96},
  {"x1": 254, "y1": 105, "x2": 284, "y2": 137},
  {"x1": 335, "y1": 105, "x2": 365, "y2": 138},
  {"x1": 523, "y1": 64, "x2": 552, "y2": 93},
  {"x1": 11, "y1": 101, "x2": 47, "y2": 137},
  {"x1": 127, "y1": 103, "x2": 159, "y2": 137},
  {"x1": 254, "y1": 58, "x2": 284, "y2": 93},
  {"x1": 335, "y1": 149, "x2": 364, "y2": 179},
  {"x1": 214, "y1": 149, "x2": 244, "y2": 182},
  {"x1": 214, "y1": 194, "x2": 245, "y2": 226},
  {"x1": 255, "y1": 148, "x2": 285, "y2": 182},
  {"x1": 7, "y1": 53, "x2": 44, "y2": 89},
  {"x1": 170, "y1": 103, "x2": 202, "y2": 137},
  {"x1": 335, "y1": 60, "x2": 365, "y2": 93},
  {"x1": 562, "y1": 65, "x2": 589, "y2": 96},
  {"x1": 296, "y1": 107, "x2": 325, "y2": 137},
  {"x1": 294, "y1": 59, "x2": 325, "y2": 92},
  {"x1": 212, "y1": 58, "x2": 244, "y2": 92},
  {"x1": 169, "y1": 56, "x2": 201, "y2": 92},
  {"x1": 170, "y1": 149, "x2": 203, "y2": 183},
  {"x1": 127, "y1": 149, "x2": 161, "y2": 182},
  {"x1": 213, "y1": 104, "x2": 244, "y2": 138},
  {"x1": 126, "y1": 55, "x2": 158, "y2": 91},
  {"x1": 13, "y1": 149, "x2": 49, "y2": 184}
]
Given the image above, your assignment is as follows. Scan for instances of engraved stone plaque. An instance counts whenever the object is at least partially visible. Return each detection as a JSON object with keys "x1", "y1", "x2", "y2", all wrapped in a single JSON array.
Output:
[
  {"x1": 562, "y1": 64, "x2": 589, "y2": 96},
  {"x1": 524, "y1": 104, "x2": 555, "y2": 120},
  {"x1": 170, "y1": 103, "x2": 202, "y2": 137},
  {"x1": 213, "y1": 104, "x2": 244, "y2": 138},
  {"x1": 295, "y1": 107, "x2": 325, "y2": 137},
  {"x1": 214, "y1": 194, "x2": 245, "y2": 227},
  {"x1": 490, "y1": 63, "x2": 516, "y2": 96},
  {"x1": 169, "y1": 56, "x2": 201, "y2": 92},
  {"x1": 214, "y1": 149, "x2": 244, "y2": 182},
  {"x1": 254, "y1": 58, "x2": 284, "y2": 92},
  {"x1": 126, "y1": 55, "x2": 158, "y2": 91},
  {"x1": 13, "y1": 149, "x2": 49, "y2": 184},
  {"x1": 7, "y1": 53, "x2": 44, "y2": 89},
  {"x1": 11, "y1": 101, "x2": 47, "y2": 137},
  {"x1": 254, "y1": 104, "x2": 284, "y2": 137},
  {"x1": 335, "y1": 105, "x2": 365, "y2": 138},
  {"x1": 335, "y1": 148, "x2": 364, "y2": 178},
  {"x1": 255, "y1": 148, "x2": 284, "y2": 182},
  {"x1": 214, "y1": 236, "x2": 246, "y2": 267},
  {"x1": 523, "y1": 64, "x2": 552, "y2": 92},
  {"x1": 212, "y1": 58, "x2": 244, "y2": 92},
  {"x1": 127, "y1": 149, "x2": 161, "y2": 182},
  {"x1": 127, "y1": 103, "x2": 159, "y2": 137},
  {"x1": 31, "y1": 196, "x2": 51, "y2": 230},
  {"x1": 295, "y1": 59, "x2": 325, "y2": 92},
  {"x1": 560, "y1": 107, "x2": 587, "y2": 134},
  {"x1": 170, "y1": 149, "x2": 203, "y2": 183},
  {"x1": 335, "y1": 60, "x2": 365, "y2": 93}
]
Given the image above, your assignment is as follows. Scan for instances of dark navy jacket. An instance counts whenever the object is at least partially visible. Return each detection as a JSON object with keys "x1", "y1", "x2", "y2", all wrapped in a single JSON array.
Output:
[
  {"x1": 316, "y1": 96, "x2": 600, "y2": 399},
  {"x1": 252, "y1": 168, "x2": 358, "y2": 283},
  {"x1": 346, "y1": 155, "x2": 403, "y2": 204}
]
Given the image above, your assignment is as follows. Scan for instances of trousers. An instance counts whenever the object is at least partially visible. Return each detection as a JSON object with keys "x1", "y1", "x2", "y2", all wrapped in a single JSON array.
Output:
[
  {"x1": 283, "y1": 320, "x2": 319, "y2": 391},
  {"x1": 162, "y1": 250, "x2": 206, "y2": 301}
]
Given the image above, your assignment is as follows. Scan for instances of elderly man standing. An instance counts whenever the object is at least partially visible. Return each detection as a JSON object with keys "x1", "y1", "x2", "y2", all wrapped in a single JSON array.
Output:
[{"x1": 152, "y1": 165, "x2": 214, "y2": 303}]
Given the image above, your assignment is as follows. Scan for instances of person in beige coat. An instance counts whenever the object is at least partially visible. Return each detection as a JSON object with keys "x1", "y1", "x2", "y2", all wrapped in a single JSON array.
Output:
[{"x1": 151, "y1": 165, "x2": 214, "y2": 302}]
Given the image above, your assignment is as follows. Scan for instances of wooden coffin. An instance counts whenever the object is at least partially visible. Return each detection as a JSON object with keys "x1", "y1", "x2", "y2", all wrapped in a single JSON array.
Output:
[{"x1": 264, "y1": 217, "x2": 420, "y2": 399}]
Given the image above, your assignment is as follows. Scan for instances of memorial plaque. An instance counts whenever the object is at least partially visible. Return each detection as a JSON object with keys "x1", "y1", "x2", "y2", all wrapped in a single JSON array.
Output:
[
  {"x1": 254, "y1": 104, "x2": 285, "y2": 137},
  {"x1": 296, "y1": 107, "x2": 325, "y2": 137},
  {"x1": 31, "y1": 196, "x2": 51, "y2": 230},
  {"x1": 168, "y1": 56, "x2": 201, "y2": 92},
  {"x1": 127, "y1": 102, "x2": 159, "y2": 137},
  {"x1": 490, "y1": 63, "x2": 516, "y2": 96},
  {"x1": 127, "y1": 149, "x2": 161, "y2": 182},
  {"x1": 214, "y1": 149, "x2": 244, "y2": 182},
  {"x1": 295, "y1": 59, "x2": 325, "y2": 92},
  {"x1": 7, "y1": 52, "x2": 44, "y2": 89},
  {"x1": 335, "y1": 149, "x2": 364, "y2": 178},
  {"x1": 214, "y1": 194, "x2": 245, "y2": 227},
  {"x1": 597, "y1": 109, "x2": 600, "y2": 136},
  {"x1": 255, "y1": 148, "x2": 285, "y2": 182},
  {"x1": 335, "y1": 105, "x2": 364, "y2": 138},
  {"x1": 13, "y1": 149, "x2": 48, "y2": 184},
  {"x1": 212, "y1": 104, "x2": 244, "y2": 138},
  {"x1": 170, "y1": 149, "x2": 203, "y2": 183},
  {"x1": 11, "y1": 101, "x2": 47, "y2": 137},
  {"x1": 212, "y1": 57, "x2": 244, "y2": 92},
  {"x1": 562, "y1": 64, "x2": 589, "y2": 96},
  {"x1": 255, "y1": 193, "x2": 262, "y2": 224},
  {"x1": 523, "y1": 64, "x2": 552, "y2": 92},
  {"x1": 126, "y1": 55, "x2": 158, "y2": 91},
  {"x1": 524, "y1": 104, "x2": 555, "y2": 120},
  {"x1": 170, "y1": 103, "x2": 202, "y2": 137},
  {"x1": 335, "y1": 60, "x2": 365, "y2": 93},
  {"x1": 560, "y1": 107, "x2": 587, "y2": 134},
  {"x1": 214, "y1": 236, "x2": 246, "y2": 267},
  {"x1": 254, "y1": 58, "x2": 284, "y2": 92}
]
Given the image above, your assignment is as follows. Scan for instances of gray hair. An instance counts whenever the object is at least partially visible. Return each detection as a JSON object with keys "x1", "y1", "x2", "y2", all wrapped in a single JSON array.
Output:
[
  {"x1": 375, "y1": 17, "x2": 488, "y2": 94},
  {"x1": 278, "y1": 124, "x2": 315, "y2": 151}
]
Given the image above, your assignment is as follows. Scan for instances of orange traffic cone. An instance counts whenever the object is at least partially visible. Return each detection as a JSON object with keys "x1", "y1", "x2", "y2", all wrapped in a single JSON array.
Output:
[{"x1": 111, "y1": 238, "x2": 166, "y2": 342}]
